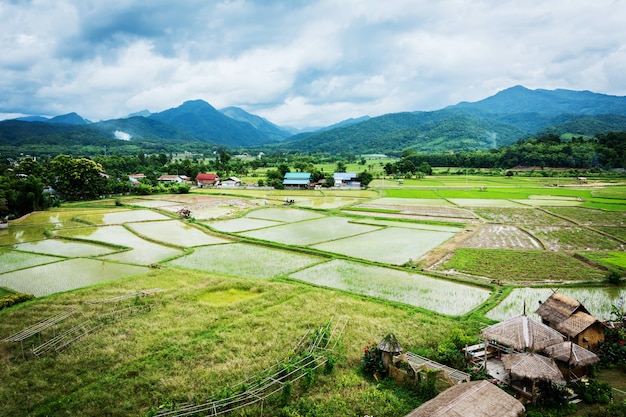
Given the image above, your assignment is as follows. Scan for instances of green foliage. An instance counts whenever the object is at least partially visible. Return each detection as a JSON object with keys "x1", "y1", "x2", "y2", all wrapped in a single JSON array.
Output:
[
  {"x1": 361, "y1": 343, "x2": 385, "y2": 377},
  {"x1": 583, "y1": 401, "x2": 626, "y2": 417},
  {"x1": 572, "y1": 378, "x2": 613, "y2": 404},
  {"x1": 596, "y1": 327, "x2": 626, "y2": 367},
  {"x1": 0, "y1": 293, "x2": 34, "y2": 310},
  {"x1": 606, "y1": 270, "x2": 623, "y2": 285}
]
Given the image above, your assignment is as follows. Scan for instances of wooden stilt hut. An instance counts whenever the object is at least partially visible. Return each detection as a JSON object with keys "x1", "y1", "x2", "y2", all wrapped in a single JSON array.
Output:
[
  {"x1": 502, "y1": 352, "x2": 565, "y2": 404},
  {"x1": 543, "y1": 341, "x2": 599, "y2": 381},
  {"x1": 378, "y1": 333, "x2": 403, "y2": 372}
]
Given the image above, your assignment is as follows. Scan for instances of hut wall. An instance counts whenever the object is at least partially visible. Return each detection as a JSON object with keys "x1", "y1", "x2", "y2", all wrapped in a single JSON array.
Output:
[{"x1": 575, "y1": 324, "x2": 604, "y2": 350}]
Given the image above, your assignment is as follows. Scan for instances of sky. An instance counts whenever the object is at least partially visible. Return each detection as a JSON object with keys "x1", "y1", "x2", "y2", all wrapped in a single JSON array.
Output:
[{"x1": 1, "y1": 0, "x2": 626, "y2": 129}]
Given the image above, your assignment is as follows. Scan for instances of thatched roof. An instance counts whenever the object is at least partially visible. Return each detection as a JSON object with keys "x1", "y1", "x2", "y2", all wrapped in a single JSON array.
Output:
[
  {"x1": 481, "y1": 315, "x2": 565, "y2": 351},
  {"x1": 502, "y1": 352, "x2": 565, "y2": 383},
  {"x1": 554, "y1": 311, "x2": 599, "y2": 338},
  {"x1": 535, "y1": 293, "x2": 590, "y2": 325},
  {"x1": 405, "y1": 380, "x2": 525, "y2": 417},
  {"x1": 378, "y1": 333, "x2": 403, "y2": 353},
  {"x1": 543, "y1": 342, "x2": 600, "y2": 367}
]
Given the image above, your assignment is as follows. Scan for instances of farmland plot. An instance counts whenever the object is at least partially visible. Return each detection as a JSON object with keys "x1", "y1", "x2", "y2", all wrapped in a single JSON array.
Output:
[
  {"x1": 241, "y1": 217, "x2": 381, "y2": 246},
  {"x1": 546, "y1": 207, "x2": 626, "y2": 226},
  {"x1": 486, "y1": 287, "x2": 623, "y2": 322},
  {"x1": 56, "y1": 226, "x2": 182, "y2": 265},
  {"x1": 350, "y1": 219, "x2": 462, "y2": 233},
  {"x1": 459, "y1": 225, "x2": 543, "y2": 250},
  {"x1": 290, "y1": 260, "x2": 490, "y2": 315},
  {"x1": 448, "y1": 198, "x2": 525, "y2": 208},
  {"x1": 434, "y1": 249, "x2": 607, "y2": 282},
  {"x1": 472, "y1": 207, "x2": 573, "y2": 226},
  {"x1": 526, "y1": 225, "x2": 625, "y2": 251},
  {"x1": 77, "y1": 209, "x2": 171, "y2": 225},
  {"x1": 0, "y1": 258, "x2": 148, "y2": 296},
  {"x1": 126, "y1": 220, "x2": 231, "y2": 247},
  {"x1": 13, "y1": 239, "x2": 117, "y2": 257},
  {"x1": 245, "y1": 207, "x2": 325, "y2": 222},
  {"x1": 167, "y1": 243, "x2": 321, "y2": 279},
  {"x1": 0, "y1": 249, "x2": 61, "y2": 273},
  {"x1": 312, "y1": 227, "x2": 457, "y2": 265},
  {"x1": 207, "y1": 217, "x2": 283, "y2": 233}
]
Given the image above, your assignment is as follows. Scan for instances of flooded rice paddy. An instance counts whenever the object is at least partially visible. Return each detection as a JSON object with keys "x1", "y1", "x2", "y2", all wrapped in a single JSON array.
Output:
[{"x1": 290, "y1": 260, "x2": 490, "y2": 315}]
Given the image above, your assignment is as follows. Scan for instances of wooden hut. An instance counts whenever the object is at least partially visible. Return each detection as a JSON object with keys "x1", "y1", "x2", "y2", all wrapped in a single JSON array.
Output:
[
  {"x1": 536, "y1": 293, "x2": 605, "y2": 350},
  {"x1": 502, "y1": 352, "x2": 565, "y2": 403},
  {"x1": 404, "y1": 380, "x2": 525, "y2": 417},
  {"x1": 481, "y1": 314, "x2": 565, "y2": 353},
  {"x1": 543, "y1": 341, "x2": 599, "y2": 381}
]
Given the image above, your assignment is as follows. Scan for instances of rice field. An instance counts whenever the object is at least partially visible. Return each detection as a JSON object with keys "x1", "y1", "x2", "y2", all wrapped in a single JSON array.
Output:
[
  {"x1": 486, "y1": 287, "x2": 625, "y2": 322},
  {"x1": 167, "y1": 243, "x2": 322, "y2": 279},
  {"x1": 366, "y1": 197, "x2": 455, "y2": 207},
  {"x1": 245, "y1": 207, "x2": 325, "y2": 222},
  {"x1": 349, "y1": 219, "x2": 462, "y2": 233},
  {"x1": 207, "y1": 217, "x2": 283, "y2": 233},
  {"x1": 312, "y1": 227, "x2": 457, "y2": 265},
  {"x1": 459, "y1": 225, "x2": 543, "y2": 250},
  {"x1": 55, "y1": 225, "x2": 182, "y2": 265},
  {"x1": 241, "y1": 217, "x2": 382, "y2": 246},
  {"x1": 289, "y1": 259, "x2": 491, "y2": 315},
  {"x1": 448, "y1": 199, "x2": 526, "y2": 208},
  {"x1": 0, "y1": 258, "x2": 148, "y2": 296},
  {"x1": 77, "y1": 209, "x2": 172, "y2": 225},
  {"x1": 126, "y1": 220, "x2": 231, "y2": 247},
  {"x1": 526, "y1": 225, "x2": 625, "y2": 251},
  {"x1": 472, "y1": 207, "x2": 573, "y2": 226},
  {"x1": 0, "y1": 248, "x2": 62, "y2": 273},
  {"x1": 12, "y1": 239, "x2": 117, "y2": 257},
  {"x1": 546, "y1": 207, "x2": 626, "y2": 226}
]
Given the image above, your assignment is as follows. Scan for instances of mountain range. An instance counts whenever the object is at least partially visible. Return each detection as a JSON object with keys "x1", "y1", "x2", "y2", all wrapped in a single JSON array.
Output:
[{"x1": 2, "y1": 85, "x2": 626, "y2": 155}]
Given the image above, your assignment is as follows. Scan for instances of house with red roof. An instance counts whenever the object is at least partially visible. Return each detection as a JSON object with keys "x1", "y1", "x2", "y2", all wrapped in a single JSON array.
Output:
[{"x1": 196, "y1": 173, "x2": 220, "y2": 187}]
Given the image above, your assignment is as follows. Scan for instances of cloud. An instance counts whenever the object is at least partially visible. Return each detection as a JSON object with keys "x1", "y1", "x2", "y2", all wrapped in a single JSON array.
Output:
[{"x1": 1, "y1": 0, "x2": 626, "y2": 128}]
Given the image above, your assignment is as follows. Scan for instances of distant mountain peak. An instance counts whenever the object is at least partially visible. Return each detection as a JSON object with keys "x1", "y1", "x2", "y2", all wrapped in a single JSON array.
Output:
[{"x1": 48, "y1": 112, "x2": 89, "y2": 125}]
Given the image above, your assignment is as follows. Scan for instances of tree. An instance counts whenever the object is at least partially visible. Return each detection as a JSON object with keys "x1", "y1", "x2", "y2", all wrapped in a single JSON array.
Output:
[
  {"x1": 336, "y1": 161, "x2": 347, "y2": 172},
  {"x1": 50, "y1": 155, "x2": 108, "y2": 200},
  {"x1": 357, "y1": 171, "x2": 373, "y2": 187}
]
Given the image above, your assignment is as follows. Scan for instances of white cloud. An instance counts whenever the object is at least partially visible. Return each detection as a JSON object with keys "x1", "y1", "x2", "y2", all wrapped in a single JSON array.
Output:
[{"x1": 1, "y1": 0, "x2": 625, "y2": 127}]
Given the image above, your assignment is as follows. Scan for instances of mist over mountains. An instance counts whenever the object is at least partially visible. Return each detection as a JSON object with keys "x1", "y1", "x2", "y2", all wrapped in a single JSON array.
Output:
[{"x1": 2, "y1": 86, "x2": 626, "y2": 155}]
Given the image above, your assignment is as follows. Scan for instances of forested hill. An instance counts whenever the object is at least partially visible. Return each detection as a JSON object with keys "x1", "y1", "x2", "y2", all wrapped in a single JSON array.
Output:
[
  {"x1": 2, "y1": 86, "x2": 626, "y2": 156},
  {"x1": 274, "y1": 86, "x2": 626, "y2": 155}
]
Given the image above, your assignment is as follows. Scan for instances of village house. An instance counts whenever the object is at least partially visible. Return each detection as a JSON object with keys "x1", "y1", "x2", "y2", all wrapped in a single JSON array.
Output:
[
  {"x1": 196, "y1": 173, "x2": 219, "y2": 187},
  {"x1": 128, "y1": 174, "x2": 146, "y2": 186},
  {"x1": 219, "y1": 176, "x2": 242, "y2": 187},
  {"x1": 535, "y1": 292, "x2": 605, "y2": 350},
  {"x1": 157, "y1": 174, "x2": 190, "y2": 184},
  {"x1": 283, "y1": 172, "x2": 312, "y2": 189},
  {"x1": 333, "y1": 172, "x2": 360, "y2": 187}
]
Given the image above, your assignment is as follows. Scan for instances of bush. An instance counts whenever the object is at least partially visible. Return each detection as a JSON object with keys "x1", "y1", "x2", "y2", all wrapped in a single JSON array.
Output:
[
  {"x1": 572, "y1": 378, "x2": 613, "y2": 404},
  {"x1": 361, "y1": 343, "x2": 385, "y2": 377},
  {"x1": 0, "y1": 293, "x2": 35, "y2": 310}
]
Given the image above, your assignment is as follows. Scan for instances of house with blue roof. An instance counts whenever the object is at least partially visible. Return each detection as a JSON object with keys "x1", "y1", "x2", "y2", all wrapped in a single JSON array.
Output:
[
  {"x1": 333, "y1": 172, "x2": 360, "y2": 188},
  {"x1": 283, "y1": 172, "x2": 312, "y2": 189}
]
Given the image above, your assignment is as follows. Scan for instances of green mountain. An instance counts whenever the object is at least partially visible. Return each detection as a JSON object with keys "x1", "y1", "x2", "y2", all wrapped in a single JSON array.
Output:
[
  {"x1": 275, "y1": 87, "x2": 626, "y2": 155},
  {"x1": 219, "y1": 106, "x2": 292, "y2": 141},
  {"x1": 150, "y1": 100, "x2": 274, "y2": 146}
]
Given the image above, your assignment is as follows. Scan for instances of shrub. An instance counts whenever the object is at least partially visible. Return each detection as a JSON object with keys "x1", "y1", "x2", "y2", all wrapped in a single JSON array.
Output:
[
  {"x1": 0, "y1": 293, "x2": 35, "y2": 310},
  {"x1": 361, "y1": 343, "x2": 385, "y2": 377},
  {"x1": 572, "y1": 378, "x2": 613, "y2": 404}
]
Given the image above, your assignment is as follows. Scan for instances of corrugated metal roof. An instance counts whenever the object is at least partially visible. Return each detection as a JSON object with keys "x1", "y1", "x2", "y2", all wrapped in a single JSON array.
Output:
[
  {"x1": 283, "y1": 179, "x2": 309, "y2": 185},
  {"x1": 284, "y1": 172, "x2": 311, "y2": 179}
]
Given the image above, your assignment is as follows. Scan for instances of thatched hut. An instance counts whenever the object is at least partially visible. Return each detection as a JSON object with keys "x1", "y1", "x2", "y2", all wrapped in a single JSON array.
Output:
[
  {"x1": 481, "y1": 314, "x2": 565, "y2": 353},
  {"x1": 535, "y1": 293, "x2": 605, "y2": 350},
  {"x1": 404, "y1": 380, "x2": 525, "y2": 417},
  {"x1": 378, "y1": 333, "x2": 403, "y2": 371},
  {"x1": 543, "y1": 341, "x2": 599, "y2": 380},
  {"x1": 502, "y1": 352, "x2": 565, "y2": 403}
]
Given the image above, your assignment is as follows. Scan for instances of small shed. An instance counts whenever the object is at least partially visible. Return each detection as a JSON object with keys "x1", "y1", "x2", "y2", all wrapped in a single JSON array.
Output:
[
  {"x1": 378, "y1": 333, "x2": 403, "y2": 371},
  {"x1": 536, "y1": 293, "x2": 605, "y2": 350},
  {"x1": 333, "y1": 172, "x2": 359, "y2": 187},
  {"x1": 404, "y1": 380, "x2": 525, "y2": 417}
]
